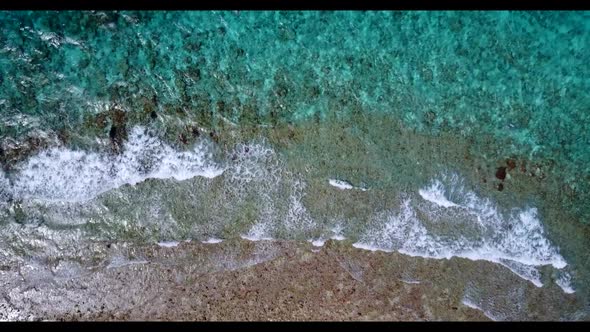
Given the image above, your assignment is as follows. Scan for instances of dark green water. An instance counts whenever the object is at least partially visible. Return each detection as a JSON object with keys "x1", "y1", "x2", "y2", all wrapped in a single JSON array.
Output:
[{"x1": 0, "y1": 11, "x2": 589, "y2": 320}]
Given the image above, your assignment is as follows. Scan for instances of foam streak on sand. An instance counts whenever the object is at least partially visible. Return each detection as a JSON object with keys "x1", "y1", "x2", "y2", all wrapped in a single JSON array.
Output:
[
  {"x1": 461, "y1": 298, "x2": 498, "y2": 321},
  {"x1": 309, "y1": 238, "x2": 327, "y2": 247},
  {"x1": 240, "y1": 234, "x2": 274, "y2": 242},
  {"x1": 106, "y1": 257, "x2": 149, "y2": 269},
  {"x1": 556, "y1": 271, "x2": 576, "y2": 294},
  {"x1": 328, "y1": 179, "x2": 367, "y2": 191},
  {"x1": 328, "y1": 179, "x2": 354, "y2": 190},
  {"x1": 157, "y1": 241, "x2": 180, "y2": 248},
  {"x1": 202, "y1": 238, "x2": 223, "y2": 244},
  {"x1": 353, "y1": 173, "x2": 570, "y2": 292},
  {"x1": 330, "y1": 224, "x2": 347, "y2": 241}
]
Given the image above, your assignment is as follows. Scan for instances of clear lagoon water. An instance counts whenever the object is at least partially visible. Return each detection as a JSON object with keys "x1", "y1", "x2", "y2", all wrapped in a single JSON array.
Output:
[{"x1": 0, "y1": 11, "x2": 589, "y2": 320}]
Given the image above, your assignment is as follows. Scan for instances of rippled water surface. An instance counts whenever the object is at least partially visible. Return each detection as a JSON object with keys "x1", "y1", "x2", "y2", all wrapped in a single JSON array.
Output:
[{"x1": 0, "y1": 11, "x2": 589, "y2": 321}]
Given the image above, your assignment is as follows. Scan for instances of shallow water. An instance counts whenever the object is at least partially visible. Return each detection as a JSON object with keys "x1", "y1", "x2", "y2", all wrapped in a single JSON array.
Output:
[{"x1": 0, "y1": 11, "x2": 589, "y2": 320}]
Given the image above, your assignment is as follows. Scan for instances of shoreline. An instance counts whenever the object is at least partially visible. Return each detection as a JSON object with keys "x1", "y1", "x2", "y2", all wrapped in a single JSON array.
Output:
[{"x1": 1, "y1": 238, "x2": 585, "y2": 321}]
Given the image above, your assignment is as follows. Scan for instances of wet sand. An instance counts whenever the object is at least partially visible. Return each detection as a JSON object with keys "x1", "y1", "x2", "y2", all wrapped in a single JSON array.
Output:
[{"x1": 1, "y1": 238, "x2": 585, "y2": 321}]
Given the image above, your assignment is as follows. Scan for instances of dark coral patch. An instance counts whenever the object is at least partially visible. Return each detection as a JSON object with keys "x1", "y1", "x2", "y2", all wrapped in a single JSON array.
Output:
[
  {"x1": 506, "y1": 159, "x2": 516, "y2": 170},
  {"x1": 179, "y1": 133, "x2": 188, "y2": 145},
  {"x1": 190, "y1": 126, "x2": 200, "y2": 137},
  {"x1": 495, "y1": 167, "x2": 507, "y2": 180}
]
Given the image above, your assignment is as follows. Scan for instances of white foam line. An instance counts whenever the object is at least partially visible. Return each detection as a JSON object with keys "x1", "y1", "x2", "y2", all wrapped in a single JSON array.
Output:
[
  {"x1": 329, "y1": 179, "x2": 354, "y2": 189},
  {"x1": 240, "y1": 234, "x2": 275, "y2": 242},
  {"x1": 405, "y1": 249, "x2": 547, "y2": 288},
  {"x1": 309, "y1": 238, "x2": 327, "y2": 247},
  {"x1": 352, "y1": 242, "x2": 549, "y2": 288},
  {"x1": 188, "y1": 233, "x2": 558, "y2": 290},
  {"x1": 330, "y1": 224, "x2": 347, "y2": 241},
  {"x1": 400, "y1": 279, "x2": 421, "y2": 284},
  {"x1": 157, "y1": 241, "x2": 180, "y2": 248},
  {"x1": 328, "y1": 179, "x2": 367, "y2": 191},
  {"x1": 461, "y1": 299, "x2": 485, "y2": 312},
  {"x1": 9, "y1": 126, "x2": 225, "y2": 203},
  {"x1": 202, "y1": 238, "x2": 223, "y2": 244},
  {"x1": 497, "y1": 259, "x2": 543, "y2": 287},
  {"x1": 352, "y1": 242, "x2": 394, "y2": 253},
  {"x1": 106, "y1": 259, "x2": 149, "y2": 269},
  {"x1": 461, "y1": 298, "x2": 498, "y2": 321},
  {"x1": 418, "y1": 180, "x2": 458, "y2": 208},
  {"x1": 557, "y1": 283, "x2": 575, "y2": 294},
  {"x1": 556, "y1": 272, "x2": 576, "y2": 294}
]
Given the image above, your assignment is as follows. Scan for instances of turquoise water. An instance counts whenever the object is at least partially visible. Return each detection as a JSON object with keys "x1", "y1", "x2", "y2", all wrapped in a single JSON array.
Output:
[
  {"x1": 0, "y1": 11, "x2": 589, "y2": 320},
  {"x1": 1, "y1": 11, "x2": 589, "y2": 214}
]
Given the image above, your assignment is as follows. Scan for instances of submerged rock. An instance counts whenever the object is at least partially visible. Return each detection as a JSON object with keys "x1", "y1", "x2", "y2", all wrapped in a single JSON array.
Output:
[{"x1": 496, "y1": 167, "x2": 507, "y2": 180}]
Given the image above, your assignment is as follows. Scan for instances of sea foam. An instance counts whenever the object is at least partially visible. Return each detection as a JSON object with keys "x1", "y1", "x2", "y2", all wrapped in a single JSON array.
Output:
[
  {"x1": 6, "y1": 126, "x2": 224, "y2": 202},
  {"x1": 202, "y1": 238, "x2": 223, "y2": 244},
  {"x1": 353, "y1": 173, "x2": 569, "y2": 291},
  {"x1": 418, "y1": 179, "x2": 459, "y2": 208},
  {"x1": 328, "y1": 179, "x2": 367, "y2": 191},
  {"x1": 157, "y1": 241, "x2": 180, "y2": 248}
]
